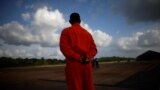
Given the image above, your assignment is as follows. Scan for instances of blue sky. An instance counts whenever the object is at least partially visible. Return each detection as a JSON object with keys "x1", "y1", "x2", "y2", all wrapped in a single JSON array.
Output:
[
  {"x1": 0, "y1": 0, "x2": 160, "y2": 59},
  {"x1": 0, "y1": 0, "x2": 132, "y2": 36}
]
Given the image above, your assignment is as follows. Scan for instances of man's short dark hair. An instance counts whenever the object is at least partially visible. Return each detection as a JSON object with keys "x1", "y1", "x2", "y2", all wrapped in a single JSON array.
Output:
[{"x1": 69, "y1": 12, "x2": 81, "y2": 24}]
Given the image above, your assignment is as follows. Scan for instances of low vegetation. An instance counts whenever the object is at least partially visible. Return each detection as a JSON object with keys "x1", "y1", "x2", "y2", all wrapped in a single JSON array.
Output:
[
  {"x1": 0, "y1": 57, "x2": 65, "y2": 68},
  {"x1": 0, "y1": 56, "x2": 135, "y2": 68},
  {"x1": 98, "y1": 56, "x2": 135, "y2": 62}
]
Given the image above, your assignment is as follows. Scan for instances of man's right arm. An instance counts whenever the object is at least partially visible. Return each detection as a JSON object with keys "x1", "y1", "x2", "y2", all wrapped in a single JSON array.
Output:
[{"x1": 60, "y1": 30, "x2": 81, "y2": 61}]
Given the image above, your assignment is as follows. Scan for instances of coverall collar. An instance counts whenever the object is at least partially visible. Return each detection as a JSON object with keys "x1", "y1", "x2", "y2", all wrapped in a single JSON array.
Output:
[{"x1": 71, "y1": 23, "x2": 80, "y2": 26}]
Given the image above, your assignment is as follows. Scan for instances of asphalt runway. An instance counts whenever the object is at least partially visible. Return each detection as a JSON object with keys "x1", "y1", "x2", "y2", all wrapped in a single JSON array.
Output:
[{"x1": 0, "y1": 61, "x2": 160, "y2": 90}]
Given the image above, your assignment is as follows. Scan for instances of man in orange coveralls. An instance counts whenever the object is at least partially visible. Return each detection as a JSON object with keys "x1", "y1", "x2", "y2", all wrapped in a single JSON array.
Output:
[{"x1": 60, "y1": 12, "x2": 97, "y2": 90}]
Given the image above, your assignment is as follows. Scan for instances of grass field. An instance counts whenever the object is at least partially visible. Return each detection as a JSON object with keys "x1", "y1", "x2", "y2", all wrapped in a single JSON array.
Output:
[{"x1": 0, "y1": 61, "x2": 160, "y2": 90}]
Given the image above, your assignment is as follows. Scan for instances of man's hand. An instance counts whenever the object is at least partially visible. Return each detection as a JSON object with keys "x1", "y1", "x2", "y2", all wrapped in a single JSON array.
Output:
[{"x1": 79, "y1": 55, "x2": 90, "y2": 64}]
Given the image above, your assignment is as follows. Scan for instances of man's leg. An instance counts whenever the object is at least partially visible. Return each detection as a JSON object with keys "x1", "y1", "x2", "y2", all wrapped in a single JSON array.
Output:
[
  {"x1": 83, "y1": 64, "x2": 95, "y2": 90},
  {"x1": 65, "y1": 62, "x2": 83, "y2": 90}
]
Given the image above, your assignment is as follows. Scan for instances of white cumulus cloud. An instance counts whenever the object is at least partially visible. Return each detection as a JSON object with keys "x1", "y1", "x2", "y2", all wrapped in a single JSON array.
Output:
[
  {"x1": 33, "y1": 7, "x2": 65, "y2": 30},
  {"x1": 117, "y1": 28, "x2": 160, "y2": 54},
  {"x1": 93, "y1": 30, "x2": 112, "y2": 47},
  {"x1": 81, "y1": 23, "x2": 112, "y2": 47},
  {"x1": 118, "y1": 32, "x2": 143, "y2": 50},
  {"x1": 0, "y1": 21, "x2": 34, "y2": 45},
  {"x1": 0, "y1": 6, "x2": 112, "y2": 59},
  {"x1": 138, "y1": 30, "x2": 160, "y2": 47},
  {"x1": 0, "y1": 7, "x2": 65, "y2": 47}
]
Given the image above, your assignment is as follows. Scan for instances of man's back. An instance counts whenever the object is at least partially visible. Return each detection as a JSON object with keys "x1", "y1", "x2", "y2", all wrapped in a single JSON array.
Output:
[
  {"x1": 63, "y1": 23, "x2": 92, "y2": 56},
  {"x1": 60, "y1": 23, "x2": 97, "y2": 61}
]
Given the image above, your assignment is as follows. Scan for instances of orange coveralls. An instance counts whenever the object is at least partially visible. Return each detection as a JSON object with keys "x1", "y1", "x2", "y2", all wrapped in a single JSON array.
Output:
[{"x1": 60, "y1": 23, "x2": 97, "y2": 90}]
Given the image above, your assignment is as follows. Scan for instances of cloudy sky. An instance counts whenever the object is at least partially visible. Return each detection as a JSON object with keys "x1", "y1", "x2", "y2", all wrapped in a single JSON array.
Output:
[{"x1": 0, "y1": 0, "x2": 160, "y2": 59}]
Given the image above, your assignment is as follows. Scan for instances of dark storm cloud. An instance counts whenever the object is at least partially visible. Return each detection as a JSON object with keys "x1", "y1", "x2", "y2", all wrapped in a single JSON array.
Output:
[{"x1": 109, "y1": 0, "x2": 160, "y2": 23}]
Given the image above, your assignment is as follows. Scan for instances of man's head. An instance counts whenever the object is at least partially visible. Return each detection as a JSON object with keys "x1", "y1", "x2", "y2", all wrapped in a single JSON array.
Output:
[{"x1": 69, "y1": 12, "x2": 81, "y2": 25}]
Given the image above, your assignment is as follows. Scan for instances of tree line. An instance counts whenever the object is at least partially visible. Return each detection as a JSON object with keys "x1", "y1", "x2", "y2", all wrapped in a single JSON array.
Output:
[
  {"x1": 0, "y1": 57, "x2": 65, "y2": 68},
  {"x1": 0, "y1": 56, "x2": 135, "y2": 68},
  {"x1": 98, "y1": 56, "x2": 135, "y2": 62}
]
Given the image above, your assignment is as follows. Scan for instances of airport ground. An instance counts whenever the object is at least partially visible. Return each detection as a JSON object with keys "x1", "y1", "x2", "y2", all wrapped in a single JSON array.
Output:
[{"x1": 0, "y1": 61, "x2": 160, "y2": 90}]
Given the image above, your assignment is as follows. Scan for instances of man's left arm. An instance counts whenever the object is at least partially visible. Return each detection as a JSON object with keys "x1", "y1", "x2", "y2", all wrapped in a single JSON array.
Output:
[{"x1": 87, "y1": 36, "x2": 97, "y2": 60}]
